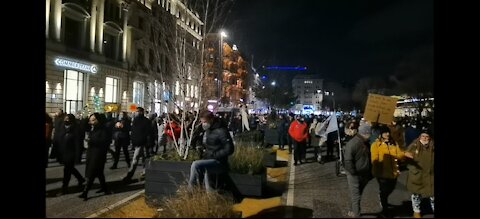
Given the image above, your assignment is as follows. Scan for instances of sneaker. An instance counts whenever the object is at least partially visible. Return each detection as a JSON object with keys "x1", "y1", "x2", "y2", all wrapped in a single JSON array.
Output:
[{"x1": 413, "y1": 212, "x2": 422, "y2": 218}]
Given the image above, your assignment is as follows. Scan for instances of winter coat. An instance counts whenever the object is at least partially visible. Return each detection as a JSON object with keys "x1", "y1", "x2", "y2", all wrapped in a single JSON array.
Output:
[
  {"x1": 288, "y1": 120, "x2": 309, "y2": 143},
  {"x1": 371, "y1": 139, "x2": 406, "y2": 179},
  {"x1": 57, "y1": 124, "x2": 80, "y2": 165},
  {"x1": 113, "y1": 117, "x2": 131, "y2": 141},
  {"x1": 165, "y1": 121, "x2": 181, "y2": 141},
  {"x1": 85, "y1": 125, "x2": 109, "y2": 178},
  {"x1": 131, "y1": 115, "x2": 151, "y2": 146},
  {"x1": 406, "y1": 138, "x2": 434, "y2": 197},
  {"x1": 344, "y1": 135, "x2": 372, "y2": 177},
  {"x1": 202, "y1": 119, "x2": 235, "y2": 165}
]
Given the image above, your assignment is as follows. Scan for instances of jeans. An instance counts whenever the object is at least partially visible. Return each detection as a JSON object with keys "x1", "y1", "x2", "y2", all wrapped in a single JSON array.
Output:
[
  {"x1": 346, "y1": 173, "x2": 371, "y2": 217},
  {"x1": 188, "y1": 159, "x2": 227, "y2": 192},
  {"x1": 126, "y1": 145, "x2": 145, "y2": 179}
]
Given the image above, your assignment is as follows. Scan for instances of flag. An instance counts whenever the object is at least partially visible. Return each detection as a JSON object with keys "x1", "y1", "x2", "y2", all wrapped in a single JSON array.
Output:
[
  {"x1": 325, "y1": 114, "x2": 339, "y2": 134},
  {"x1": 316, "y1": 115, "x2": 339, "y2": 137}
]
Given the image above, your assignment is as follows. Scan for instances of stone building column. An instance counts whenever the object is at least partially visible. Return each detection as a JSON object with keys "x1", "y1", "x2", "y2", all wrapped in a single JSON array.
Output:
[
  {"x1": 96, "y1": 0, "x2": 105, "y2": 54},
  {"x1": 89, "y1": 0, "x2": 98, "y2": 52},
  {"x1": 46, "y1": 0, "x2": 50, "y2": 38},
  {"x1": 52, "y1": 0, "x2": 62, "y2": 41}
]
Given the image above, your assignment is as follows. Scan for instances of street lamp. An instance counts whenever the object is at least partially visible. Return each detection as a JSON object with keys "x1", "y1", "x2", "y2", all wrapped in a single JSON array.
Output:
[
  {"x1": 271, "y1": 81, "x2": 277, "y2": 110},
  {"x1": 218, "y1": 30, "x2": 228, "y2": 103}
]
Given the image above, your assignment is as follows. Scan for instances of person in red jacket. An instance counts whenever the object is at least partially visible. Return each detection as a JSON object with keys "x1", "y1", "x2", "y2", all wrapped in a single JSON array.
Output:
[
  {"x1": 288, "y1": 115, "x2": 309, "y2": 165},
  {"x1": 165, "y1": 113, "x2": 181, "y2": 143}
]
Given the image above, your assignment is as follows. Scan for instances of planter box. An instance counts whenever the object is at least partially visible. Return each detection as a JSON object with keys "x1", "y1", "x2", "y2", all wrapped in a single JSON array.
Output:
[
  {"x1": 145, "y1": 160, "x2": 192, "y2": 202},
  {"x1": 228, "y1": 172, "x2": 266, "y2": 197},
  {"x1": 263, "y1": 151, "x2": 277, "y2": 168}
]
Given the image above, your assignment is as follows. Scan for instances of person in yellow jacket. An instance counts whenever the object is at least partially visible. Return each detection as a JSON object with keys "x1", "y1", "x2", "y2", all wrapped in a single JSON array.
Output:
[{"x1": 371, "y1": 126, "x2": 413, "y2": 217}]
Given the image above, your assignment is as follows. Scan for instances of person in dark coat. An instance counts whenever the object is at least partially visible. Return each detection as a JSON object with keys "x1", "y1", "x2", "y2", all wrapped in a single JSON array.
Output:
[
  {"x1": 146, "y1": 113, "x2": 158, "y2": 157},
  {"x1": 188, "y1": 111, "x2": 234, "y2": 192},
  {"x1": 110, "y1": 111, "x2": 131, "y2": 169},
  {"x1": 123, "y1": 107, "x2": 151, "y2": 182},
  {"x1": 105, "y1": 112, "x2": 116, "y2": 159},
  {"x1": 276, "y1": 114, "x2": 288, "y2": 150},
  {"x1": 57, "y1": 114, "x2": 85, "y2": 195},
  {"x1": 78, "y1": 113, "x2": 111, "y2": 201},
  {"x1": 51, "y1": 108, "x2": 66, "y2": 160},
  {"x1": 405, "y1": 130, "x2": 434, "y2": 218},
  {"x1": 76, "y1": 116, "x2": 89, "y2": 164}
]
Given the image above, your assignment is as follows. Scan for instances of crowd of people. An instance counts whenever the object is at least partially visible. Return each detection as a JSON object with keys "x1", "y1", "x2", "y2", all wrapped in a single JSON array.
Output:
[{"x1": 46, "y1": 108, "x2": 434, "y2": 217}]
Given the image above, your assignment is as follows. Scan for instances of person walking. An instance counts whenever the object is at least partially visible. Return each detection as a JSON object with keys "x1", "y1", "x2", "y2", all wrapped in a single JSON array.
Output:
[
  {"x1": 110, "y1": 111, "x2": 132, "y2": 169},
  {"x1": 78, "y1": 113, "x2": 111, "y2": 201},
  {"x1": 123, "y1": 107, "x2": 151, "y2": 182}
]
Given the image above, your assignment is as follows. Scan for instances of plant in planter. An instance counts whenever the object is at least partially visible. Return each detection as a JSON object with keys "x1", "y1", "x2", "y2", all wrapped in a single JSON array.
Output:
[
  {"x1": 157, "y1": 185, "x2": 239, "y2": 218},
  {"x1": 228, "y1": 143, "x2": 268, "y2": 197}
]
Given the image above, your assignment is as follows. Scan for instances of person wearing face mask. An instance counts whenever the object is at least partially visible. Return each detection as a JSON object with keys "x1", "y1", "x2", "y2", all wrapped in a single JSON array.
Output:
[
  {"x1": 405, "y1": 130, "x2": 434, "y2": 218},
  {"x1": 188, "y1": 110, "x2": 234, "y2": 192},
  {"x1": 288, "y1": 115, "x2": 309, "y2": 165},
  {"x1": 57, "y1": 114, "x2": 85, "y2": 196}
]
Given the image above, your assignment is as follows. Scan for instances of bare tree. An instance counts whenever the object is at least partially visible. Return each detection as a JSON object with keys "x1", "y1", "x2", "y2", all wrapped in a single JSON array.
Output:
[{"x1": 145, "y1": 0, "x2": 235, "y2": 159}]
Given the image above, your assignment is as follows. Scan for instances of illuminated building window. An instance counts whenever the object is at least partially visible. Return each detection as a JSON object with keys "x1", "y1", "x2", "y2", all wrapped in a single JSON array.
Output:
[
  {"x1": 133, "y1": 81, "x2": 144, "y2": 106},
  {"x1": 105, "y1": 77, "x2": 118, "y2": 103},
  {"x1": 63, "y1": 70, "x2": 85, "y2": 114}
]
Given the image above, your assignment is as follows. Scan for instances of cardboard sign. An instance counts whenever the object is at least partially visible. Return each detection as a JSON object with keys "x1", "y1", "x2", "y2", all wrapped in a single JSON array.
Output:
[{"x1": 363, "y1": 93, "x2": 398, "y2": 125}]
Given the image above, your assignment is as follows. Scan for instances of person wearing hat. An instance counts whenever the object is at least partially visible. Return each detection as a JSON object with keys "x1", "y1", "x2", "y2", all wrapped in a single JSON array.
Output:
[
  {"x1": 371, "y1": 125, "x2": 413, "y2": 217},
  {"x1": 405, "y1": 130, "x2": 434, "y2": 218},
  {"x1": 344, "y1": 121, "x2": 374, "y2": 217}
]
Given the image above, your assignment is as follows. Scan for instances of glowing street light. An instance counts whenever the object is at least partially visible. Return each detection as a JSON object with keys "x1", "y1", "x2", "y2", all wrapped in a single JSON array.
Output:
[
  {"x1": 271, "y1": 81, "x2": 276, "y2": 86},
  {"x1": 221, "y1": 31, "x2": 227, "y2": 38}
]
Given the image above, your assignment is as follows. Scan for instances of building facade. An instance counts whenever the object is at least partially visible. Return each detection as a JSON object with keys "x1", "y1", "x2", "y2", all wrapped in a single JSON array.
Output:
[
  {"x1": 203, "y1": 34, "x2": 248, "y2": 108},
  {"x1": 292, "y1": 75, "x2": 324, "y2": 114},
  {"x1": 46, "y1": 0, "x2": 203, "y2": 115}
]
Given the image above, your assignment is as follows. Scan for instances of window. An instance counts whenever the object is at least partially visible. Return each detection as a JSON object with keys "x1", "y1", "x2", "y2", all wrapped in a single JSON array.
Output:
[
  {"x1": 64, "y1": 70, "x2": 85, "y2": 114},
  {"x1": 63, "y1": 16, "x2": 82, "y2": 50},
  {"x1": 105, "y1": 77, "x2": 118, "y2": 103},
  {"x1": 133, "y1": 81, "x2": 144, "y2": 106},
  {"x1": 104, "y1": 33, "x2": 117, "y2": 60}
]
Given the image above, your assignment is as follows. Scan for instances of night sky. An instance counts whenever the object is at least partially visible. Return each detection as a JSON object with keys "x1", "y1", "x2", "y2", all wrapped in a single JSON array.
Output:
[{"x1": 222, "y1": 0, "x2": 433, "y2": 86}]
